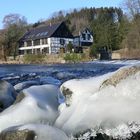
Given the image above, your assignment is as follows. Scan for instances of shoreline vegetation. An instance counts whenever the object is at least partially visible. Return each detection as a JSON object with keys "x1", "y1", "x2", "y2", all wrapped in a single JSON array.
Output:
[
  {"x1": 0, "y1": 48, "x2": 140, "y2": 65},
  {"x1": 0, "y1": 47, "x2": 88, "y2": 64},
  {"x1": 0, "y1": 52, "x2": 92, "y2": 65}
]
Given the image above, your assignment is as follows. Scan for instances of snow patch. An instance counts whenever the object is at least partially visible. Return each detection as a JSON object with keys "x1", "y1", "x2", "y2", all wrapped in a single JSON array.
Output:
[{"x1": 90, "y1": 60, "x2": 140, "y2": 65}]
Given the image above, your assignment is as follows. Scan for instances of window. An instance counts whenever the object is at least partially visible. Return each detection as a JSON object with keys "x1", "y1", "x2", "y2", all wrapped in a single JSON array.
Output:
[
  {"x1": 40, "y1": 33, "x2": 44, "y2": 36},
  {"x1": 27, "y1": 40, "x2": 32, "y2": 46},
  {"x1": 88, "y1": 34, "x2": 91, "y2": 40},
  {"x1": 39, "y1": 32, "x2": 48, "y2": 36},
  {"x1": 34, "y1": 39, "x2": 40, "y2": 46},
  {"x1": 44, "y1": 32, "x2": 48, "y2": 35},
  {"x1": 60, "y1": 39, "x2": 65, "y2": 45},
  {"x1": 36, "y1": 33, "x2": 41, "y2": 37},
  {"x1": 82, "y1": 34, "x2": 86, "y2": 40},
  {"x1": 43, "y1": 48, "x2": 49, "y2": 54},
  {"x1": 42, "y1": 38, "x2": 48, "y2": 45},
  {"x1": 26, "y1": 49, "x2": 32, "y2": 54},
  {"x1": 20, "y1": 42, "x2": 24, "y2": 47}
]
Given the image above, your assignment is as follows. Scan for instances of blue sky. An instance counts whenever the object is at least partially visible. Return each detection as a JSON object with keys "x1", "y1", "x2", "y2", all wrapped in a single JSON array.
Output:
[{"x1": 0, "y1": 0, "x2": 123, "y2": 29}]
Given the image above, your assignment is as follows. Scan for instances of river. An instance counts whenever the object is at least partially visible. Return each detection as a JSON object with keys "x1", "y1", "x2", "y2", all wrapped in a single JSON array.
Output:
[{"x1": 0, "y1": 62, "x2": 124, "y2": 85}]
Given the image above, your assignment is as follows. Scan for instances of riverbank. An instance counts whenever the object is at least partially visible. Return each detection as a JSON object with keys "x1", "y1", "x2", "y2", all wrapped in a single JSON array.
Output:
[
  {"x1": 0, "y1": 53, "x2": 92, "y2": 64},
  {"x1": 0, "y1": 48, "x2": 140, "y2": 64},
  {"x1": 0, "y1": 59, "x2": 140, "y2": 65}
]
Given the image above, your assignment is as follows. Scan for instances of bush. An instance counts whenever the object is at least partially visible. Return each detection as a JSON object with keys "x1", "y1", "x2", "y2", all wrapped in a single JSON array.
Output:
[
  {"x1": 23, "y1": 54, "x2": 45, "y2": 64},
  {"x1": 66, "y1": 42, "x2": 73, "y2": 53},
  {"x1": 89, "y1": 44, "x2": 98, "y2": 58},
  {"x1": 64, "y1": 53, "x2": 83, "y2": 63}
]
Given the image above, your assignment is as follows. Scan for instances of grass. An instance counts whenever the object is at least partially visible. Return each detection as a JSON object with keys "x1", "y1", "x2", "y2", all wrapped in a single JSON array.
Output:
[{"x1": 23, "y1": 54, "x2": 46, "y2": 64}]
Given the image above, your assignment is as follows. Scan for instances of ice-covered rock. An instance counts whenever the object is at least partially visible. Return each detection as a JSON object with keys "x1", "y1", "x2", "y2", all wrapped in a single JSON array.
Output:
[
  {"x1": 0, "y1": 80, "x2": 16, "y2": 111},
  {"x1": 73, "y1": 129, "x2": 140, "y2": 140},
  {"x1": 0, "y1": 126, "x2": 35, "y2": 140},
  {"x1": 14, "y1": 92, "x2": 26, "y2": 104},
  {"x1": 0, "y1": 124, "x2": 68, "y2": 140},
  {"x1": 2, "y1": 76, "x2": 20, "y2": 81},
  {"x1": 55, "y1": 65, "x2": 140, "y2": 136},
  {"x1": 71, "y1": 123, "x2": 140, "y2": 140},
  {"x1": 14, "y1": 80, "x2": 40, "y2": 93},
  {"x1": 100, "y1": 65, "x2": 140, "y2": 89},
  {"x1": 0, "y1": 84, "x2": 60, "y2": 132},
  {"x1": 19, "y1": 124, "x2": 69, "y2": 140},
  {"x1": 60, "y1": 73, "x2": 111, "y2": 106},
  {"x1": 61, "y1": 65, "x2": 140, "y2": 107},
  {"x1": 61, "y1": 86, "x2": 73, "y2": 106},
  {"x1": 54, "y1": 71, "x2": 76, "y2": 80},
  {"x1": 40, "y1": 76, "x2": 61, "y2": 86}
]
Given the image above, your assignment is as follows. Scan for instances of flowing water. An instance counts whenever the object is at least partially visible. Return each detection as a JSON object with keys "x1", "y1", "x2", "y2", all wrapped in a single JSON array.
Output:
[{"x1": 0, "y1": 62, "x2": 124, "y2": 85}]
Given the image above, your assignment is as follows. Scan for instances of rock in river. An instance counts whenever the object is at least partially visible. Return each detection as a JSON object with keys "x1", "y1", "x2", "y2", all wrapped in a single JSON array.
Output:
[
  {"x1": 0, "y1": 80, "x2": 16, "y2": 111},
  {"x1": 14, "y1": 80, "x2": 40, "y2": 93},
  {"x1": 0, "y1": 84, "x2": 61, "y2": 132},
  {"x1": 100, "y1": 65, "x2": 140, "y2": 89},
  {"x1": 0, "y1": 124, "x2": 68, "y2": 140},
  {"x1": 0, "y1": 127, "x2": 35, "y2": 140}
]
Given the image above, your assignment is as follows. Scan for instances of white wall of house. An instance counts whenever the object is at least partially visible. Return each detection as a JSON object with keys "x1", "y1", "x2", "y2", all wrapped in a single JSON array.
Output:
[
  {"x1": 50, "y1": 37, "x2": 73, "y2": 53},
  {"x1": 73, "y1": 37, "x2": 80, "y2": 46},
  {"x1": 80, "y1": 30, "x2": 93, "y2": 43},
  {"x1": 73, "y1": 30, "x2": 93, "y2": 47},
  {"x1": 19, "y1": 37, "x2": 74, "y2": 54},
  {"x1": 19, "y1": 38, "x2": 50, "y2": 54}
]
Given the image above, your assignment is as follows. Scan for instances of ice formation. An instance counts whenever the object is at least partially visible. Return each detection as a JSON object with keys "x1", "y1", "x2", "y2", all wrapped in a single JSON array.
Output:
[
  {"x1": 0, "y1": 85, "x2": 60, "y2": 132},
  {"x1": 55, "y1": 65, "x2": 140, "y2": 137},
  {"x1": 18, "y1": 124, "x2": 69, "y2": 140}
]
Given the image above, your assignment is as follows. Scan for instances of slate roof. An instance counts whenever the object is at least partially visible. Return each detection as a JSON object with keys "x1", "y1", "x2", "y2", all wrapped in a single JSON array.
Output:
[{"x1": 20, "y1": 22, "x2": 63, "y2": 41}]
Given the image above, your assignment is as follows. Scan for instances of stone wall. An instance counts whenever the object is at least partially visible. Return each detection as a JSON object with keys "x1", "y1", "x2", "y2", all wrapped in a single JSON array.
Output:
[
  {"x1": 112, "y1": 48, "x2": 140, "y2": 60},
  {"x1": 112, "y1": 52, "x2": 121, "y2": 59}
]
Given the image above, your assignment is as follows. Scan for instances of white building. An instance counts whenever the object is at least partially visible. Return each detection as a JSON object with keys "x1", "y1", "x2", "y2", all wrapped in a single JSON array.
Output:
[
  {"x1": 19, "y1": 22, "x2": 93, "y2": 54},
  {"x1": 74, "y1": 28, "x2": 93, "y2": 47}
]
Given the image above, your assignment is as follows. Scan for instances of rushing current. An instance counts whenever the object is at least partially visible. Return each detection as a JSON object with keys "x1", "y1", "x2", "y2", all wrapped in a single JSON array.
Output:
[{"x1": 0, "y1": 61, "x2": 124, "y2": 86}]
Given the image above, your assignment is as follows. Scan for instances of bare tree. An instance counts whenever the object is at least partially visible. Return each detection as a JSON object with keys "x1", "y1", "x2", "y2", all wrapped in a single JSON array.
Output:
[
  {"x1": 121, "y1": 0, "x2": 140, "y2": 57},
  {"x1": 124, "y1": 0, "x2": 140, "y2": 18},
  {"x1": 2, "y1": 14, "x2": 27, "y2": 59},
  {"x1": 3, "y1": 14, "x2": 27, "y2": 28}
]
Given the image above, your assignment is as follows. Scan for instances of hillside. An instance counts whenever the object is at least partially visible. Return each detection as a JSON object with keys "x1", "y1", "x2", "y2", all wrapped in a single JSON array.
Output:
[{"x1": 34, "y1": 7, "x2": 126, "y2": 51}]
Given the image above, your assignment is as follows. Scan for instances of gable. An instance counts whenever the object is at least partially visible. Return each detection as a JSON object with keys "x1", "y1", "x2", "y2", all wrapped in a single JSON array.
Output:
[
  {"x1": 51, "y1": 22, "x2": 73, "y2": 38},
  {"x1": 81, "y1": 28, "x2": 93, "y2": 35}
]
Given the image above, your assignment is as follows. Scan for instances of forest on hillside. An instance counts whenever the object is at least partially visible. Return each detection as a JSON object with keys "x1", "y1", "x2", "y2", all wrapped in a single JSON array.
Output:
[{"x1": 0, "y1": 0, "x2": 140, "y2": 60}]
